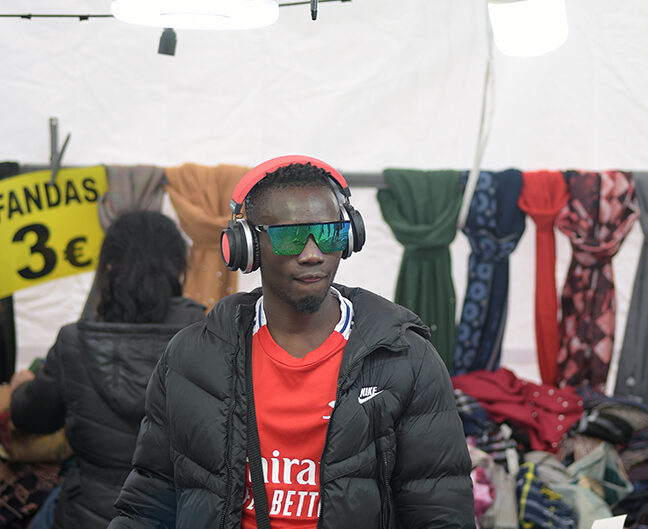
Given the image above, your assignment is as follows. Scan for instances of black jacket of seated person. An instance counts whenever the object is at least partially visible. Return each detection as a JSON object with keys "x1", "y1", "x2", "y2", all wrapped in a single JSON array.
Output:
[{"x1": 10, "y1": 296, "x2": 205, "y2": 529}]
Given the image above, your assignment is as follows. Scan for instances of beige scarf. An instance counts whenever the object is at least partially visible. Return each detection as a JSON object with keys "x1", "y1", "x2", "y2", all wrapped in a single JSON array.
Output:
[{"x1": 165, "y1": 163, "x2": 248, "y2": 311}]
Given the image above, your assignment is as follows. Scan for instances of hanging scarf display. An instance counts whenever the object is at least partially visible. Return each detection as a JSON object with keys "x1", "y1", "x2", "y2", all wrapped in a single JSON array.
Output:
[
  {"x1": 81, "y1": 165, "x2": 167, "y2": 319},
  {"x1": 518, "y1": 171, "x2": 569, "y2": 385},
  {"x1": 453, "y1": 169, "x2": 526, "y2": 374},
  {"x1": 555, "y1": 170, "x2": 639, "y2": 388},
  {"x1": 97, "y1": 165, "x2": 166, "y2": 229},
  {"x1": 614, "y1": 171, "x2": 648, "y2": 402},
  {"x1": 165, "y1": 163, "x2": 248, "y2": 311},
  {"x1": 377, "y1": 169, "x2": 463, "y2": 369}
]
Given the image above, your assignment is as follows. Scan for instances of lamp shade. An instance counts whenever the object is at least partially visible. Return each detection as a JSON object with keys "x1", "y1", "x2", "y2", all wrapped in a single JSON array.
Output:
[
  {"x1": 111, "y1": 0, "x2": 280, "y2": 30},
  {"x1": 487, "y1": 0, "x2": 568, "y2": 57}
]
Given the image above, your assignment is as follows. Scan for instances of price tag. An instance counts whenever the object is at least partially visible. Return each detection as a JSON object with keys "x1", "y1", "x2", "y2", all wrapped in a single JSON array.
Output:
[
  {"x1": 591, "y1": 515, "x2": 627, "y2": 529},
  {"x1": 0, "y1": 166, "x2": 108, "y2": 298}
]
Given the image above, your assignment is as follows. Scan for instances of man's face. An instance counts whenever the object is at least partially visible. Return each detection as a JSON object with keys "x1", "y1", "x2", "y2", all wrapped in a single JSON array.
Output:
[{"x1": 254, "y1": 186, "x2": 343, "y2": 313}]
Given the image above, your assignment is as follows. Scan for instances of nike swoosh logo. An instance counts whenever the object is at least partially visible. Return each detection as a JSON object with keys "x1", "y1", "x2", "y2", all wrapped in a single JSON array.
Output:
[{"x1": 358, "y1": 391, "x2": 383, "y2": 404}]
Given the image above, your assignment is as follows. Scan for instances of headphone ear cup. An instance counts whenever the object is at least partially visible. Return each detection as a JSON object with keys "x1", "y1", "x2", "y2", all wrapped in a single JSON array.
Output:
[
  {"x1": 346, "y1": 205, "x2": 366, "y2": 256},
  {"x1": 221, "y1": 219, "x2": 260, "y2": 273},
  {"x1": 250, "y1": 224, "x2": 261, "y2": 272},
  {"x1": 340, "y1": 204, "x2": 366, "y2": 258},
  {"x1": 237, "y1": 219, "x2": 259, "y2": 273},
  {"x1": 348, "y1": 207, "x2": 366, "y2": 253},
  {"x1": 221, "y1": 221, "x2": 243, "y2": 271},
  {"x1": 340, "y1": 206, "x2": 352, "y2": 259}
]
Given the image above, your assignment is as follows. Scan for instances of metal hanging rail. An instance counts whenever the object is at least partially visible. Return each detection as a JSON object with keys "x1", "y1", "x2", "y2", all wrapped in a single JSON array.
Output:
[
  {"x1": 17, "y1": 164, "x2": 386, "y2": 189},
  {"x1": 16, "y1": 118, "x2": 388, "y2": 188}
]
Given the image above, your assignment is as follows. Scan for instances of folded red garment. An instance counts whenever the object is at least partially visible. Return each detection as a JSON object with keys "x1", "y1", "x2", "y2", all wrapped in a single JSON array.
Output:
[{"x1": 452, "y1": 368, "x2": 584, "y2": 453}]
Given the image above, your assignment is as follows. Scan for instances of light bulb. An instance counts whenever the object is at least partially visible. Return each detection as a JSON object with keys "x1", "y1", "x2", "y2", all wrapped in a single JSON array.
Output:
[
  {"x1": 488, "y1": 0, "x2": 568, "y2": 57},
  {"x1": 111, "y1": 0, "x2": 280, "y2": 30}
]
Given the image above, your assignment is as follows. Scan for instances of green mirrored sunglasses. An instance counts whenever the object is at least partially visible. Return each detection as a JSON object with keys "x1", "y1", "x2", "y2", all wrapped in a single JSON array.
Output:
[{"x1": 255, "y1": 221, "x2": 350, "y2": 255}]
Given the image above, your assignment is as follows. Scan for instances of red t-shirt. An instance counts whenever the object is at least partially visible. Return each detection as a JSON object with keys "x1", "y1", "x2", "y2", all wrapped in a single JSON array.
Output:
[{"x1": 241, "y1": 289, "x2": 353, "y2": 529}]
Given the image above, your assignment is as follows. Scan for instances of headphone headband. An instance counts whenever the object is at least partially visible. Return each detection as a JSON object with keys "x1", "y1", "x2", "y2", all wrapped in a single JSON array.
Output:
[{"x1": 229, "y1": 155, "x2": 351, "y2": 215}]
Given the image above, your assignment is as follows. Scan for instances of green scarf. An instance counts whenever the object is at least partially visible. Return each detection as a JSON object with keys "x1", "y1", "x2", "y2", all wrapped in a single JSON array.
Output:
[{"x1": 377, "y1": 169, "x2": 463, "y2": 370}]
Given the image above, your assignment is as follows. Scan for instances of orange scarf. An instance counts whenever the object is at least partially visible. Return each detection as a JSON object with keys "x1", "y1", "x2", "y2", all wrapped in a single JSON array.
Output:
[{"x1": 165, "y1": 163, "x2": 248, "y2": 311}]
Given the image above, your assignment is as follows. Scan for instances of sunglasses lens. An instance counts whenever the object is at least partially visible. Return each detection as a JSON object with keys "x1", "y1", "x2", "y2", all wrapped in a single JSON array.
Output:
[
  {"x1": 267, "y1": 225, "x2": 309, "y2": 255},
  {"x1": 314, "y1": 222, "x2": 349, "y2": 252},
  {"x1": 267, "y1": 222, "x2": 349, "y2": 255}
]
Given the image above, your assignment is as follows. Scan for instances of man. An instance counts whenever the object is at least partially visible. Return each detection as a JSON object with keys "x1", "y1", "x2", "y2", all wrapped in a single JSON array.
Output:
[{"x1": 109, "y1": 156, "x2": 475, "y2": 529}]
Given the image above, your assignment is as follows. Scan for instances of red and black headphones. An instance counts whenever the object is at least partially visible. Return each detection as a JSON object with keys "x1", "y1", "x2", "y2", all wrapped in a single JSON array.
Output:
[{"x1": 220, "y1": 155, "x2": 366, "y2": 273}]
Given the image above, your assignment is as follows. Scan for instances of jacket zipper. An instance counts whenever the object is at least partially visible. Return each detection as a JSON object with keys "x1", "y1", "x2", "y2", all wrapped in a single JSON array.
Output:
[
  {"x1": 316, "y1": 379, "x2": 341, "y2": 529},
  {"x1": 316, "y1": 349, "x2": 377, "y2": 529},
  {"x1": 380, "y1": 451, "x2": 393, "y2": 529},
  {"x1": 219, "y1": 347, "x2": 240, "y2": 529},
  {"x1": 317, "y1": 338, "x2": 408, "y2": 529}
]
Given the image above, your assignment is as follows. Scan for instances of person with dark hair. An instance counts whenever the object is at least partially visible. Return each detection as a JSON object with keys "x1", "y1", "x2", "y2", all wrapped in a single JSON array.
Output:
[
  {"x1": 95, "y1": 210, "x2": 189, "y2": 323},
  {"x1": 108, "y1": 156, "x2": 475, "y2": 529},
  {"x1": 9, "y1": 210, "x2": 205, "y2": 529}
]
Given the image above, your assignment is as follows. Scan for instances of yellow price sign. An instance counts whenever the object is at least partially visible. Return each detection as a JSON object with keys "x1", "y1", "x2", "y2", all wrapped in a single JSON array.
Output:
[{"x1": 0, "y1": 166, "x2": 108, "y2": 298}]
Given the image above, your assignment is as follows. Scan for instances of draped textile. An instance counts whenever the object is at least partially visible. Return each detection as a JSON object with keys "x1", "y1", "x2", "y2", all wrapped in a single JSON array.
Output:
[
  {"x1": 614, "y1": 171, "x2": 648, "y2": 402},
  {"x1": 451, "y1": 368, "x2": 584, "y2": 454},
  {"x1": 377, "y1": 169, "x2": 463, "y2": 369},
  {"x1": 0, "y1": 162, "x2": 20, "y2": 383},
  {"x1": 453, "y1": 170, "x2": 525, "y2": 374},
  {"x1": 81, "y1": 165, "x2": 167, "y2": 319},
  {"x1": 524, "y1": 448, "x2": 628, "y2": 529},
  {"x1": 97, "y1": 165, "x2": 166, "y2": 230},
  {"x1": 518, "y1": 171, "x2": 569, "y2": 385},
  {"x1": 516, "y1": 462, "x2": 576, "y2": 529},
  {"x1": 555, "y1": 170, "x2": 639, "y2": 388},
  {"x1": 165, "y1": 163, "x2": 247, "y2": 311},
  {"x1": 0, "y1": 461, "x2": 62, "y2": 528},
  {"x1": 0, "y1": 162, "x2": 19, "y2": 179}
]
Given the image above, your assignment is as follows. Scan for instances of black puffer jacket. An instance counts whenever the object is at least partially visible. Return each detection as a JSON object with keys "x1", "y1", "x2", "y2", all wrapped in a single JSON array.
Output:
[
  {"x1": 10, "y1": 297, "x2": 205, "y2": 529},
  {"x1": 109, "y1": 285, "x2": 475, "y2": 529}
]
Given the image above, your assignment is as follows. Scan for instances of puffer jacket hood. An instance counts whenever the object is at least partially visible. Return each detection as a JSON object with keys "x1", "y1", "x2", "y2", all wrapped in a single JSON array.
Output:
[
  {"x1": 78, "y1": 320, "x2": 188, "y2": 420},
  {"x1": 79, "y1": 297, "x2": 206, "y2": 420}
]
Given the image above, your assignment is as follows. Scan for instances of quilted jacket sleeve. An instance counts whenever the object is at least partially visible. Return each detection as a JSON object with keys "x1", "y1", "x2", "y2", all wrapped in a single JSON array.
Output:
[
  {"x1": 10, "y1": 328, "x2": 66, "y2": 434},
  {"x1": 108, "y1": 349, "x2": 177, "y2": 529},
  {"x1": 392, "y1": 332, "x2": 475, "y2": 529}
]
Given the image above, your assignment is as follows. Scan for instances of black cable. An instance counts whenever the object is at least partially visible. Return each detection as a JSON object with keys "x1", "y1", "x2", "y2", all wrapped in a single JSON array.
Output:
[
  {"x1": 0, "y1": 0, "x2": 351, "y2": 19},
  {"x1": 280, "y1": 0, "x2": 348, "y2": 6},
  {"x1": 0, "y1": 14, "x2": 112, "y2": 19},
  {"x1": 245, "y1": 332, "x2": 272, "y2": 529}
]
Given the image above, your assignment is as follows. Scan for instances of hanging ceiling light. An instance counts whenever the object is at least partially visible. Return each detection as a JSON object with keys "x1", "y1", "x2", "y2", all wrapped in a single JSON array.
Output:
[
  {"x1": 158, "y1": 28, "x2": 177, "y2": 55},
  {"x1": 111, "y1": 0, "x2": 279, "y2": 30},
  {"x1": 487, "y1": 0, "x2": 568, "y2": 57}
]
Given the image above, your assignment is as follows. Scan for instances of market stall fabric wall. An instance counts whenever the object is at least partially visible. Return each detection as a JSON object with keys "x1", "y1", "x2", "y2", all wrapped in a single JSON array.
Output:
[{"x1": 1, "y1": 0, "x2": 647, "y2": 393}]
